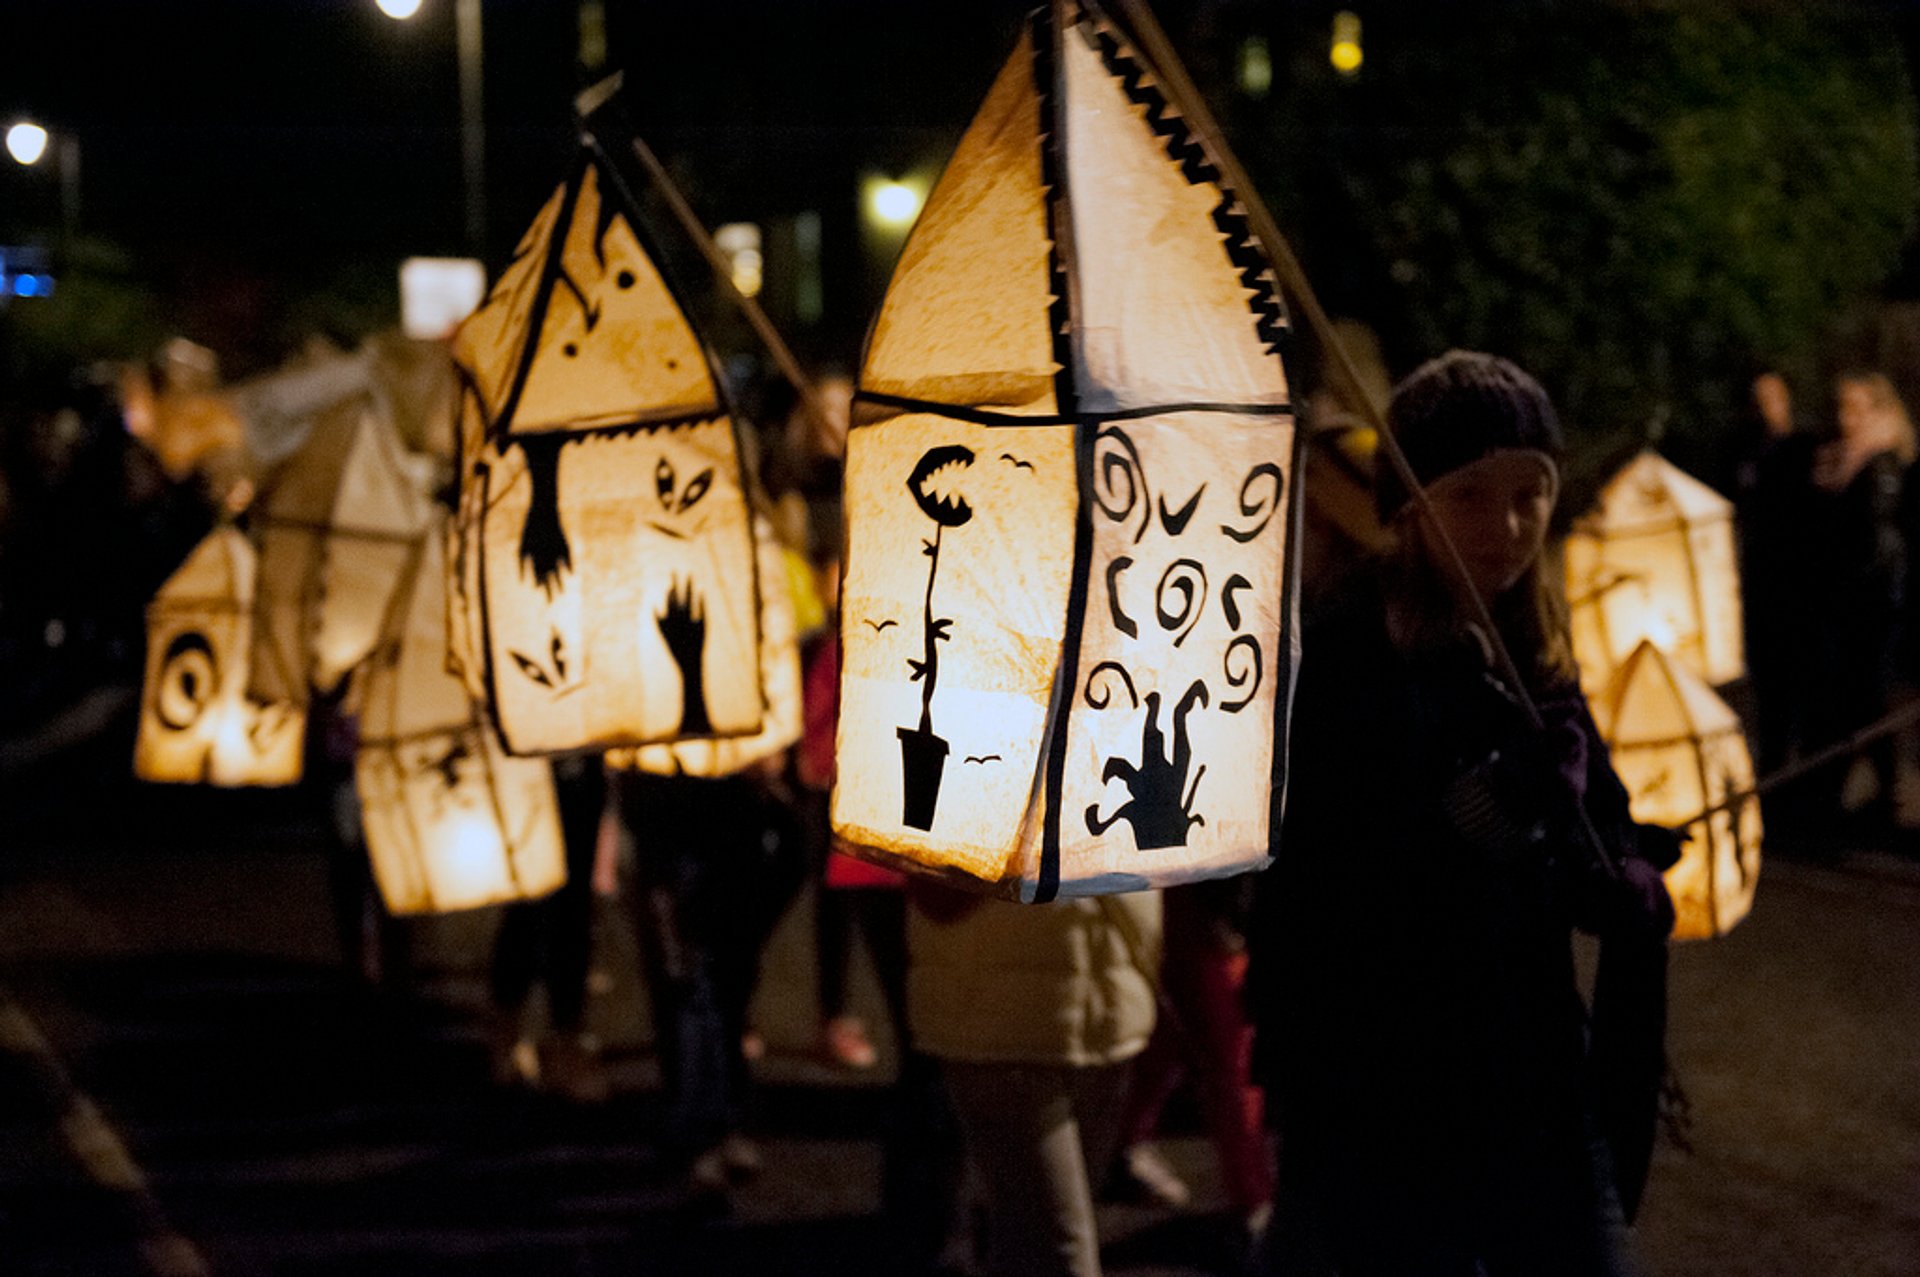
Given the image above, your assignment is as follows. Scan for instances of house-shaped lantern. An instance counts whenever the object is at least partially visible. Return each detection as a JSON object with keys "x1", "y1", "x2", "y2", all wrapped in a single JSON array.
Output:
[
  {"x1": 605, "y1": 512, "x2": 803, "y2": 779},
  {"x1": 1593, "y1": 640, "x2": 1762, "y2": 940},
  {"x1": 136, "y1": 527, "x2": 305, "y2": 786},
  {"x1": 355, "y1": 526, "x2": 566, "y2": 915},
  {"x1": 447, "y1": 104, "x2": 763, "y2": 757},
  {"x1": 833, "y1": 1, "x2": 1300, "y2": 900},
  {"x1": 250, "y1": 401, "x2": 434, "y2": 706},
  {"x1": 1566, "y1": 450, "x2": 1744, "y2": 693}
]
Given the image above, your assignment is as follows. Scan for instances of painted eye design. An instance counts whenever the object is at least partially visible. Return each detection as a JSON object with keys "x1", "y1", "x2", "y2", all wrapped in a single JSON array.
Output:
[
  {"x1": 677, "y1": 467, "x2": 713, "y2": 514},
  {"x1": 656, "y1": 458, "x2": 676, "y2": 509},
  {"x1": 156, "y1": 631, "x2": 218, "y2": 731}
]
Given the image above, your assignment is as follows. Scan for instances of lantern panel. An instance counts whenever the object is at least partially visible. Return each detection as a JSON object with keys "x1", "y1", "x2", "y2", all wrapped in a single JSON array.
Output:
[
  {"x1": 835, "y1": 414, "x2": 1078, "y2": 883},
  {"x1": 357, "y1": 530, "x2": 564, "y2": 916},
  {"x1": 861, "y1": 28, "x2": 1057, "y2": 418},
  {"x1": 471, "y1": 418, "x2": 762, "y2": 755},
  {"x1": 136, "y1": 528, "x2": 305, "y2": 787},
  {"x1": 608, "y1": 514, "x2": 804, "y2": 779},
  {"x1": 1059, "y1": 20, "x2": 1288, "y2": 414},
  {"x1": 1567, "y1": 450, "x2": 1744, "y2": 691},
  {"x1": 1051, "y1": 412, "x2": 1293, "y2": 889}
]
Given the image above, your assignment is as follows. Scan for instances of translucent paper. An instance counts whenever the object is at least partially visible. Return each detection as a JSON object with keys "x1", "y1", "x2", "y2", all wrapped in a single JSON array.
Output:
[
  {"x1": 355, "y1": 527, "x2": 564, "y2": 915},
  {"x1": 448, "y1": 148, "x2": 762, "y2": 757},
  {"x1": 249, "y1": 403, "x2": 433, "y2": 705},
  {"x1": 605, "y1": 514, "x2": 804, "y2": 779},
  {"x1": 1593, "y1": 640, "x2": 1762, "y2": 940},
  {"x1": 1567, "y1": 450, "x2": 1744, "y2": 693},
  {"x1": 135, "y1": 527, "x2": 305, "y2": 787},
  {"x1": 836, "y1": 3, "x2": 1299, "y2": 900}
]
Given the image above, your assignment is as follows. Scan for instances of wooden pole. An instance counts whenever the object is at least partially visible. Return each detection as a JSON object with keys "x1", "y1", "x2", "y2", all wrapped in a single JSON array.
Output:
[{"x1": 1106, "y1": 0, "x2": 1621, "y2": 876}]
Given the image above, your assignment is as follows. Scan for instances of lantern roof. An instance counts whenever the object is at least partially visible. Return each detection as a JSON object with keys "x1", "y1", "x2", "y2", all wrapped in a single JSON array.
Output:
[
  {"x1": 859, "y1": 0, "x2": 1291, "y2": 423},
  {"x1": 1594, "y1": 638, "x2": 1740, "y2": 746},
  {"x1": 451, "y1": 121, "x2": 721, "y2": 440},
  {"x1": 254, "y1": 402, "x2": 432, "y2": 542},
  {"x1": 1579, "y1": 449, "x2": 1732, "y2": 538},
  {"x1": 154, "y1": 525, "x2": 254, "y2": 610}
]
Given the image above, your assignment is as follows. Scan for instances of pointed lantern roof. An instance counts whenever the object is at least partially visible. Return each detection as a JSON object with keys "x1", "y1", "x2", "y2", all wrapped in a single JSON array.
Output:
[
  {"x1": 1594, "y1": 639, "x2": 1741, "y2": 746},
  {"x1": 156, "y1": 525, "x2": 255, "y2": 610},
  {"x1": 861, "y1": 1, "x2": 1290, "y2": 421},
  {"x1": 453, "y1": 151, "x2": 720, "y2": 440},
  {"x1": 1580, "y1": 450, "x2": 1733, "y2": 538}
]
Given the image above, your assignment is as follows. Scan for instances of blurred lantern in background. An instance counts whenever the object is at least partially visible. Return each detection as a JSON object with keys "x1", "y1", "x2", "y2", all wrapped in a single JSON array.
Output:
[
  {"x1": 355, "y1": 526, "x2": 565, "y2": 915},
  {"x1": 250, "y1": 403, "x2": 435, "y2": 706},
  {"x1": 136, "y1": 527, "x2": 305, "y2": 786},
  {"x1": 1567, "y1": 450, "x2": 1744, "y2": 693},
  {"x1": 1594, "y1": 640, "x2": 1762, "y2": 941},
  {"x1": 834, "y1": 2, "x2": 1299, "y2": 900},
  {"x1": 606, "y1": 513, "x2": 803, "y2": 778},
  {"x1": 400, "y1": 257, "x2": 488, "y2": 342},
  {"x1": 448, "y1": 88, "x2": 764, "y2": 757}
]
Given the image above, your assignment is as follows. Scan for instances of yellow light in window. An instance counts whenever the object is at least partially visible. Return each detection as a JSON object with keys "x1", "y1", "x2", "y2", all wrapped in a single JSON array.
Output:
[{"x1": 1331, "y1": 11, "x2": 1363, "y2": 76}]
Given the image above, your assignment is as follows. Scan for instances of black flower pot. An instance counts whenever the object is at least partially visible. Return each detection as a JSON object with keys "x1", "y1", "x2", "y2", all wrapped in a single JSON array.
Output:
[{"x1": 897, "y1": 725, "x2": 950, "y2": 831}]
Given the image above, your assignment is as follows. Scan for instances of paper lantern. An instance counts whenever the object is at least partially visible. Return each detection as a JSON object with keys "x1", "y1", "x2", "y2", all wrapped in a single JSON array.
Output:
[
  {"x1": 447, "y1": 128, "x2": 763, "y2": 756},
  {"x1": 1593, "y1": 640, "x2": 1762, "y2": 940},
  {"x1": 135, "y1": 527, "x2": 305, "y2": 786},
  {"x1": 250, "y1": 400, "x2": 435, "y2": 705},
  {"x1": 354, "y1": 525, "x2": 565, "y2": 915},
  {"x1": 606, "y1": 513, "x2": 804, "y2": 778},
  {"x1": 1567, "y1": 450, "x2": 1744, "y2": 692},
  {"x1": 833, "y1": 3, "x2": 1300, "y2": 900}
]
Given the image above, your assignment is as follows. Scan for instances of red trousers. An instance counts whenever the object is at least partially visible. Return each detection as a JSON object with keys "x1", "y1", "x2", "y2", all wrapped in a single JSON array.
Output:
[{"x1": 1121, "y1": 888, "x2": 1273, "y2": 1214}]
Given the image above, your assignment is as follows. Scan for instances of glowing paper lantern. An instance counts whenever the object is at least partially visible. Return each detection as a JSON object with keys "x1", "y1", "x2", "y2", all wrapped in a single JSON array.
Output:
[
  {"x1": 448, "y1": 125, "x2": 762, "y2": 756},
  {"x1": 834, "y1": 3, "x2": 1299, "y2": 900},
  {"x1": 355, "y1": 527, "x2": 565, "y2": 915},
  {"x1": 250, "y1": 401, "x2": 434, "y2": 705},
  {"x1": 606, "y1": 513, "x2": 803, "y2": 778},
  {"x1": 1593, "y1": 640, "x2": 1761, "y2": 940},
  {"x1": 1567, "y1": 450, "x2": 1744, "y2": 692},
  {"x1": 136, "y1": 527, "x2": 305, "y2": 786}
]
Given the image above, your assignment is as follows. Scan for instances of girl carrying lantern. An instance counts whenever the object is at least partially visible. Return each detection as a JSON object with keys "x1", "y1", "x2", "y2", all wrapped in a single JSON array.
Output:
[{"x1": 1252, "y1": 352, "x2": 1675, "y2": 1276}]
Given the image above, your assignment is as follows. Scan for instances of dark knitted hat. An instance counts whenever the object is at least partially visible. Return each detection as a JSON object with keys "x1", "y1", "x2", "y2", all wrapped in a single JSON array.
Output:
[{"x1": 1376, "y1": 350, "x2": 1563, "y2": 523}]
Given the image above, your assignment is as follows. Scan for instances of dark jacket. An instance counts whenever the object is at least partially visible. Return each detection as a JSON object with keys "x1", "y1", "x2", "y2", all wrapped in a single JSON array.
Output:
[{"x1": 1252, "y1": 570, "x2": 1661, "y2": 1263}]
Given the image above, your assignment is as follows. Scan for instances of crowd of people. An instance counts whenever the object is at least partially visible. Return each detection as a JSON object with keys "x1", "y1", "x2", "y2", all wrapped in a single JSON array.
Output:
[
  {"x1": 4, "y1": 343, "x2": 1915, "y2": 1277},
  {"x1": 1737, "y1": 366, "x2": 1919, "y2": 840}
]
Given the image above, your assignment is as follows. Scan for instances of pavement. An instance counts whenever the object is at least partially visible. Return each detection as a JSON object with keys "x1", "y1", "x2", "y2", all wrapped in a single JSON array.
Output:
[{"x1": 2, "y1": 767, "x2": 1918, "y2": 1276}]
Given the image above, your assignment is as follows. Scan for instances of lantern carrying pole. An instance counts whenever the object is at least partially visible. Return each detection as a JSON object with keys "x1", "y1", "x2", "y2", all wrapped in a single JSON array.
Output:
[
  {"x1": 1673, "y1": 696, "x2": 1920, "y2": 831},
  {"x1": 577, "y1": 76, "x2": 838, "y2": 456},
  {"x1": 1107, "y1": 0, "x2": 1622, "y2": 878}
]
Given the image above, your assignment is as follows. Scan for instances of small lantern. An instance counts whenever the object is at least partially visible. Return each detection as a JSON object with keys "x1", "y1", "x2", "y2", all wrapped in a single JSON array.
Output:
[
  {"x1": 1593, "y1": 640, "x2": 1762, "y2": 940},
  {"x1": 250, "y1": 401, "x2": 434, "y2": 705},
  {"x1": 833, "y1": 2, "x2": 1299, "y2": 900},
  {"x1": 606, "y1": 513, "x2": 803, "y2": 778},
  {"x1": 136, "y1": 527, "x2": 305, "y2": 786},
  {"x1": 355, "y1": 526, "x2": 566, "y2": 915},
  {"x1": 448, "y1": 126, "x2": 763, "y2": 757},
  {"x1": 1566, "y1": 450, "x2": 1744, "y2": 692}
]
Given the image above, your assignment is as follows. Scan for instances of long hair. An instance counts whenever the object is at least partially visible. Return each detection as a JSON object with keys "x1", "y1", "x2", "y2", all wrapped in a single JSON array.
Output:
[
  {"x1": 1383, "y1": 514, "x2": 1578, "y2": 690},
  {"x1": 1835, "y1": 370, "x2": 1917, "y2": 462}
]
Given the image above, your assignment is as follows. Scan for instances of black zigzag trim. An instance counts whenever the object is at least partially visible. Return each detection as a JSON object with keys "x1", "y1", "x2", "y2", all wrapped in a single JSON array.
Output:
[
  {"x1": 1034, "y1": 7, "x2": 1076, "y2": 413},
  {"x1": 1083, "y1": 17, "x2": 1291, "y2": 359}
]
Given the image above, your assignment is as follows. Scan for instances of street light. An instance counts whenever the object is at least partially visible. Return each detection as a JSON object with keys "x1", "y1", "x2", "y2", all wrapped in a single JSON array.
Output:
[
  {"x1": 376, "y1": 0, "x2": 423, "y2": 19},
  {"x1": 371, "y1": 0, "x2": 485, "y2": 252},
  {"x1": 864, "y1": 177, "x2": 923, "y2": 231},
  {"x1": 6, "y1": 121, "x2": 48, "y2": 167}
]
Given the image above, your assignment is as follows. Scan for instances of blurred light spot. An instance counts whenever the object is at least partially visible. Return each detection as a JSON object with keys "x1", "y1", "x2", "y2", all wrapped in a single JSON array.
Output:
[{"x1": 7, "y1": 122, "x2": 48, "y2": 166}]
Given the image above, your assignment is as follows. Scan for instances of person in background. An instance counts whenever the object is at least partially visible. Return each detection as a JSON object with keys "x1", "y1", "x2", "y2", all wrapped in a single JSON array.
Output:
[
  {"x1": 910, "y1": 882, "x2": 1161, "y2": 1277},
  {"x1": 1107, "y1": 878, "x2": 1272, "y2": 1266},
  {"x1": 1733, "y1": 370, "x2": 1818, "y2": 790},
  {"x1": 1253, "y1": 351, "x2": 1672, "y2": 1276},
  {"x1": 1808, "y1": 371, "x2": 1913, "y2": 839},
  {"x1": 487, "y1": 756, "x2": 611, "y2": 1101}
]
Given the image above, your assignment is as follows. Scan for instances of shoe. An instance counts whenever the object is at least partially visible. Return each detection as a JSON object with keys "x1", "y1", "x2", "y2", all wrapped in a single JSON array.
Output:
[
  {"x1": 1110, "y1": 1142, "x2": 1190, "y2": 1210},
  {"x1": 541, "y1": 1033, "x2": 610, "y2": 1104},
  {"x1": 486, "y1": 1011, "x2": 540, "y2": 1089},
  {"x1": 718, "y1": 1132, "x2": 763, "y2": 1180},
  {"x1": 821, "y1": 1015, "x2": 878, "y2": 1069},
  {"x1": 741, "y1": 1028, "x2": 766, "y2": 1062}
]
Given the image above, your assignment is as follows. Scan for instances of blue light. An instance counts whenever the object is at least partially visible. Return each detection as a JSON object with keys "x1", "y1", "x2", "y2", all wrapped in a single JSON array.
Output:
[
  {"x1": 12, "y1": 274, "x2": 38, "y2": 297},
  {"x1": 31, "y1": 274, "x2": 51, "y2": 296}
]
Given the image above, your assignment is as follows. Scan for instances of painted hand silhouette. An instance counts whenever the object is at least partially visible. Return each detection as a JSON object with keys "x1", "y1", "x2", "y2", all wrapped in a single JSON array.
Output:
[{"x1": 657, "y1": 576, "x2": 712, "y2": 735}]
